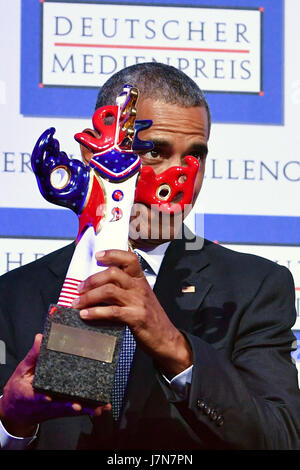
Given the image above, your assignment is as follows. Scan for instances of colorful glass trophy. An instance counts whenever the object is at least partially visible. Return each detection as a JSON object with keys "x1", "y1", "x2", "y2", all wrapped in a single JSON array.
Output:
[
  {"x1": 32, "y1": 85, "x2": 153, "y2": 405},
  {"x1": 31, "y1": 83, "x2": 200, "y2": 406}
]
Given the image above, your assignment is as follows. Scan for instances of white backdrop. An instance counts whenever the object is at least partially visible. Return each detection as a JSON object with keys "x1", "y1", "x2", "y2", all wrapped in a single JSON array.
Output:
[{"x1": 0, "y1": 0, "x2": 299, "y2": 376}]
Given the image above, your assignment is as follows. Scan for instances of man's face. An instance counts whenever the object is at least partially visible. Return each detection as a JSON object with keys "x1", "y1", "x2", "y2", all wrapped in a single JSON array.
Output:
[{"x1": 130, "y1": 98, "x2": 209, "y2": 247}]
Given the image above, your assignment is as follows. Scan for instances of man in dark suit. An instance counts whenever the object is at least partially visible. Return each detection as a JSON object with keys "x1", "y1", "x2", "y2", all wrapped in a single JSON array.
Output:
[{"x1": 0, "y1": 63, "x2": 300, "y2": 450}]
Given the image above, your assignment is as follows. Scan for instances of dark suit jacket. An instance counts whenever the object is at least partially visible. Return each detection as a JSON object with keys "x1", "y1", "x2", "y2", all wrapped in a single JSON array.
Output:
[{"x1": 0, "y1": 237, "x2": 300, "y2": 450}]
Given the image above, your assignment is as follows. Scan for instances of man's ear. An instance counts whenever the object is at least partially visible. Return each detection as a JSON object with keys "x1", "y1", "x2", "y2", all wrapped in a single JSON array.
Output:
[{"x1": 79, "y1": 128, "x2": 100, "y2": 164}]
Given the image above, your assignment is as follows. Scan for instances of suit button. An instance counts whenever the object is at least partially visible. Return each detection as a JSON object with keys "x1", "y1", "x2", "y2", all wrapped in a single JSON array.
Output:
[
  {"x1": 203, "y1": 405, "x2": 211, "y2": 415},
  {"x1": 196, "y1": 399, "x2": 206, "y2": 411},
  {"x1": 210, "y1": 409, "x2": 218, "y2": 421},
  {"x1": 216, "y1": 415, "x2": 224, "y2": 426}
]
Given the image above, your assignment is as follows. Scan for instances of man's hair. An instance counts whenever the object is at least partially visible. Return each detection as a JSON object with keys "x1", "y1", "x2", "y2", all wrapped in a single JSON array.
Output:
[{"x1": 95, "y1": 62, "x2": 211, "y2": 133}]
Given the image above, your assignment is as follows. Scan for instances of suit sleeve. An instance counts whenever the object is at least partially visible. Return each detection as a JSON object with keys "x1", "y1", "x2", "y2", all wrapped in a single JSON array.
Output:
[{"x1": 163, "y1": 264, "x2": 300, "y2": 449}]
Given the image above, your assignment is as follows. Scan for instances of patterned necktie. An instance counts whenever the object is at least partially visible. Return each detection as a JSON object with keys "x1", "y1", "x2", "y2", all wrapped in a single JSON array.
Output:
[
  {"x1": 136, "y1": 252, "x2": 152, "y2": 272},
  {"x1": 111, "y1": 252, "x2": 150, "y2": 420},
  {"x1": 111, "y1": 326, "x2": 136, "y2": 420}
]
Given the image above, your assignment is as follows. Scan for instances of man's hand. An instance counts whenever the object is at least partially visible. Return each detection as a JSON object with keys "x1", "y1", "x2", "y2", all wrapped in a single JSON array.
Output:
[
  {"x1": 72, "y1": 249, "x2": 193, "y2": 377},
  {"x1": 0, "y1": 334, "x2": 111, "y2": 438}
]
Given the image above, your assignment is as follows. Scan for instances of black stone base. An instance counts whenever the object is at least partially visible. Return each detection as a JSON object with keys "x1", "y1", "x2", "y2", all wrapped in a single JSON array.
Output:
[{"x1": 33, "y1": 304, "x2": 124, "y2": 405}]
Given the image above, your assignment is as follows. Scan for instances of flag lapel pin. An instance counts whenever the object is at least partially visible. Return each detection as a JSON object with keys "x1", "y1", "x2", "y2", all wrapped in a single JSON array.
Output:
[{"x1": 181, "y1": 285, "x2": 196, "y2": 293}]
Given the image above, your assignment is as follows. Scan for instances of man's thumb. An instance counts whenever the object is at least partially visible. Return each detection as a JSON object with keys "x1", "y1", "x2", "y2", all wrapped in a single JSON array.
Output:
[{"x1": 22, "y1": 334, "x2": 43, "y2": 369}]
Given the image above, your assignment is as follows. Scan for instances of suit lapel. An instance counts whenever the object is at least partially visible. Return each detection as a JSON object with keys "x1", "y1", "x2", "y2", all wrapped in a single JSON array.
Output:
[{"x1": 154, "y1": 235, "x2": 212, "y2": 332}]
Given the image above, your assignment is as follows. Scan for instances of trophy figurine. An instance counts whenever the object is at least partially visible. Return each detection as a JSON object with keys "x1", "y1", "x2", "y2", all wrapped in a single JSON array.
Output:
[
  {"x1": 31, "y1": 85, "x2": 153, "y2": 405},
  {"x1": 31, "y1": 82, "x2": 200, "y2": 406}
]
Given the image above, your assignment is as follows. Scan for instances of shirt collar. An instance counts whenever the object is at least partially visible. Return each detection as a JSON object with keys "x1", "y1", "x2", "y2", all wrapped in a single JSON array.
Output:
[{"x1": 134, "y1": 242, "x2": 170, "y2": 276}]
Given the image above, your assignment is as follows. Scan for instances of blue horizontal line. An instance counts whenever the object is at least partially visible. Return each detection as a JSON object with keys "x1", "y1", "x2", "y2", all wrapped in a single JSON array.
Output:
[
  {"x1": 196, "y1": 213, "x2": 300, "y2": 245},
  {"x1": 0, "y1": 208, "x2": 78, "y2": 239},
  {"x1": 0, "y1": 208, "x2": 299, "y2": 245}
]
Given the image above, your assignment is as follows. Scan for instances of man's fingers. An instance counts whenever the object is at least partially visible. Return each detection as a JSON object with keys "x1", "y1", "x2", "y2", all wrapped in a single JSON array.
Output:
[
  {"x1": 69, "y1": 402, "x2": 111, "y2": 415},
  {"x1": 73, "y1": 283, "x2": 127, "y2": 310},
  {"x1": 78, "y1": 265, "x2": 133, "y2": 295},
  {"x1": 46, "y1": 399, "x2": 111, "y2": 418},
  {"x1": 79, "y1": 305, "x2": 125, "y2": 322},
  {"x1": 94, "y1": 403, "x2": 111, "y2": 416},
  {"x1": 95, "y1": 249, "x2": 144, "y2": 278}
]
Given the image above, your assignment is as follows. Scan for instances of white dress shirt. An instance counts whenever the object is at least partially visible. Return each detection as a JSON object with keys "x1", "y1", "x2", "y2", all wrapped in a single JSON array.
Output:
[{"x1": 0, "y1": 241, "x2": 193, "y2": 449}]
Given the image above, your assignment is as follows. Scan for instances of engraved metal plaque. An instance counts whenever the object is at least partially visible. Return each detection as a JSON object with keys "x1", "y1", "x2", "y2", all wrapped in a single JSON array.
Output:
[{"x1": 47, "y1": 322, "x2": 117, "y2": 363}]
